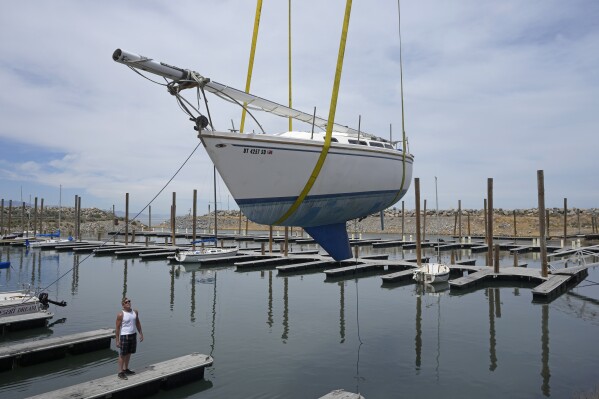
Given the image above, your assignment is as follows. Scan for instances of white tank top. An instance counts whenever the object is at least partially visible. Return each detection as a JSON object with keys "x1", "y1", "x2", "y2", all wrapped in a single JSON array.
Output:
[{"x1": 121, "y1": 310, "x2": 137, "y2": 335}]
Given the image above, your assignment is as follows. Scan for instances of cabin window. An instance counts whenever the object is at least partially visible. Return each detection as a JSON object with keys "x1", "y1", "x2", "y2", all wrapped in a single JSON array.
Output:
[
  {"x1": 330, "y1": 137, "x2": 338, "y2": 142},
  {"x1": 369, "y1": 142, "x2": 384, "y2": 148},
  {"x1": 348, "y1": 139, "x2": 367, "y2": 146},
  {"x1": 384, "y1": 144, "x2": 394, "y2": 149}
]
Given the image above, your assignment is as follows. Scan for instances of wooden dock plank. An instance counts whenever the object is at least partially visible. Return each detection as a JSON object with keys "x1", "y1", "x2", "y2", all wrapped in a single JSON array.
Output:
[
  {"x1": 26, "y1": 353, "x2": 213, "y2": 399},
  {"x1": 276, "y1": 260, "x2": 333, "y2": 273},
  {"x1": 532, "y1": 275, "x2": 572, "y2": 301},
  {"x1": 0, "y1": 328, "x2": 114, "y2": 371}
]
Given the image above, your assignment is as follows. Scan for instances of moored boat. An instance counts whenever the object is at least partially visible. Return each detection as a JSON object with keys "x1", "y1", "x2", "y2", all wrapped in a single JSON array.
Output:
[
  {"x1": 174, "y1": 247, "x2": 238, "y2": 263},
  {"x1": 413, "y1": 263, "x2": 450, "y2": 284}
]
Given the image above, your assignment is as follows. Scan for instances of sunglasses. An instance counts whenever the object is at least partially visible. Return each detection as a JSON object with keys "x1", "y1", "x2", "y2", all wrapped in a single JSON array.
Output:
[{"x1": 124, "y1": 300, "x2": 131, "y2": 304}]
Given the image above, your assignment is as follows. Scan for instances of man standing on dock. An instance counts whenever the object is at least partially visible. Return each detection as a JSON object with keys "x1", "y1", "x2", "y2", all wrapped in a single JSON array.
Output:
[{"x1": 116, "y1": 297, "x2": 144, "y2": 380}]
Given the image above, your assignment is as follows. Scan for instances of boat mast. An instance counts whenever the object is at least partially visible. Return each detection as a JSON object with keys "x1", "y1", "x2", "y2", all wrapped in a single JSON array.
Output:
[
  {"x1": 435, "y1": 176, "x2": 440, "y2": 263},
  {"x1": 213, "y1": 165, "x2": 218, "y2": 247}
]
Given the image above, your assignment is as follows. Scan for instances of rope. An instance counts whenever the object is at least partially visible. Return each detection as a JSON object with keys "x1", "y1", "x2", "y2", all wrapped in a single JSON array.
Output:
[{"x1": 32, "y1": 141, "x2": 203, "y2": 297}]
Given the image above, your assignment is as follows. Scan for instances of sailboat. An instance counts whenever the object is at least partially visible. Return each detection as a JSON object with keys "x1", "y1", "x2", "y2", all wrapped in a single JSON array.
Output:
[
  {"x1": 174, "y1": 166, "x2": 239, "y2": 263},
  {"x1": 112, "y1": 3, "x2": 414, "y2": 262},
  {"x1": 413, "y1": 177, "x2": 450, "y2": 284}
]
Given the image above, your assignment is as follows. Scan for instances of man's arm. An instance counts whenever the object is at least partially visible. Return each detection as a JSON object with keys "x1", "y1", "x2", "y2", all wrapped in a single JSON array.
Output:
[
  {"x1": 135, "y1": 310, "x2": 144, "y2": 342},
  {"x1": 115, "y1": 311, "x2": 123, "y2": 346}
]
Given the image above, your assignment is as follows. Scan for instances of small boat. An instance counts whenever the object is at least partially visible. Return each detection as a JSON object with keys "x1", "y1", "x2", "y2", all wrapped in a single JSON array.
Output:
[
  {"x1": 413, "y1": 263, "x2": 450, "y2": 284},
  {"x1": 174, "y1": 247, "x2": 238, "y2": 263},
  {"x1": 413, "y1": 176, "x2": 451, "y2": 285},
  {"x1": 0, "y1": 288, "x2": 66, "y2": 318}
]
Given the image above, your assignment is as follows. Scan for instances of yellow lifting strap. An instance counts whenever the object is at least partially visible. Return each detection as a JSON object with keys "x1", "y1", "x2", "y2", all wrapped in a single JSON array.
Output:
[
  {"x1": 240, "y1": 0, "x2": 263, "y2": 133},
  {"x1": 274, "y1": 0, "x2": 353, "y2": 225}
]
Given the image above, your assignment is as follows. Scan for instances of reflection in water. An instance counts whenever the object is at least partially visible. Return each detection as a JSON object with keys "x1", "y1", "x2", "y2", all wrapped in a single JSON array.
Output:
[
  {"x1": 267, "y1": 271, "x2": 273, "y2": 328},
  {"x1": 71, "y1": 254, "x2": 80, "y2": 296},
  {"x1": 415, "y1": 290, "x2": 422, "y2": 372},
  {"x1": 339, "y1": 281, "x2": 345, "y2": 343},
  {"x1": 488, "y1": 288, "x2": 497, "y2": 371},
  {"x1": 169, "y1": 264, "x2": 174, "y2": 311},
  {"x1": 31, "y1": 251, "x2": 36, "y2": 286},
  {"x1": 282, "y1": 277, "x2": 289, "y2": 343},
  {"x1": 190, "y1": 271, "x2": 196, "y2": 323},
  {"x1": 122, "y1": 259, "x2": 128, "y2": 300},
  {"x1": 541, "y1": 304, "x2": 550, "y2": 397},
  {"x1": 210, "y1": 272, "x2": 217, "y2": 358}
]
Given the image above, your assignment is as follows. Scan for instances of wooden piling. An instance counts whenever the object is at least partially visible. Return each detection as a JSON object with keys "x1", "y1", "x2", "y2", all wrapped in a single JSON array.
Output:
[
  {"x1": 171, "y1": 192, "x2": 176, "y2": 246},
  {"x1": 494, "y1": 244, "x2": 500, "y2": 273},
  {"x1": 458, "y1": 199, "x2": 462, "y2": 240},
  {"x1": 577, "y1": 209, "x2": 581, "y2": 234},
  {"x1": 563, "y1": 198, "x2": 567, "y2": 242},
  {"x1": 77, "y1": 196, "x2": 82, "y2": 241},
  {"x1": 537, "y1": 170, "x2": 548, "y2": 278},
  {"x1": 21, "y1": 202, "x2": 26, "y2": 236},
  {"x1": 7, "y1": 200, "x2": 12, "y2": 235},
  {"x1": 415, "y1": 178, "x2": 422, "y2": 266},
  {"x1": 33, "y1": 197, "x2": 38, "y2": 236},
  {"x1": 148, "y1": 205, "x2": 152, "y2": 231},
  {"x1": 0, "y1": 199, "x2": 4, "y2": 235},
  {"x1": 513, "y1": 210, "x2": 517, "y2": 237},
  {"x1": 40, "y1": 198, "x2": 44, "y2": 234},
  {"x1": 487, "y1": 179, "x2": 494, "y2": 267},
  {"x1": 192, "y1": 190, "x2": 197, "y2": 250},
  {"x1": 245, "y1": 218, "x2": 249, "y2": 235},
  {"x1": 269, "y1": 225, "x2": 273, "y2": 253},
  {"x1": 546, "y1": 209, "x2": 550, "y2": 237},
  {"x1": 401, "y1": 200, "x2": 405, "y2": 239},
  {"x1": 284, "y1": 226, "x2": 289, "y2": 257},
  {"x1": 423, "y1": 199, "x2": 427, "y2": 242},
  {"x1": 125, "y1": 193, "x2": 129, "y2": 246},
  {"x1": 467, "y1": 212, "x2": 471, "y2": 236},
  {"x1": 238, "y1": 210, "x2": 242, "y2": 235},
  {"x1": 453, "y1": 212, "x2": 457, "y2": 236},
  {"x1": 483, "y1": 199, "x2": 488, "y2": 248}
]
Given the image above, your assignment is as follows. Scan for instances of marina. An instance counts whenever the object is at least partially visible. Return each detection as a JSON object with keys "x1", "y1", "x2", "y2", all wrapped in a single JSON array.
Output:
[{"x1": 0, "y1": 229, "x2": 598, "y2": 397}]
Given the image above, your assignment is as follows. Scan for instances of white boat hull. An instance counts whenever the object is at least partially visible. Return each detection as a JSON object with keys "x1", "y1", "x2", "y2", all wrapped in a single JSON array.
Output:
[
  {"x1": 413, "y1": 263, "x2": 451, "y2": 284},
  {"x1": 174, "y1": 247, "x2": 238, "y2": 263},
  {"x1": 200, "y1": 131, "x2": 414, "y2": 227},
  {"x1": 0, "y1": 291, "x2": 45, "y2": 317}
]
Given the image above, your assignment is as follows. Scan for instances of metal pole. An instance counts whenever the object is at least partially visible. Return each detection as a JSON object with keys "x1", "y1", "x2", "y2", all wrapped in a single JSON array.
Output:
[
  {"x1": 563, "y1": 198, "x2": 567, "y2": 243},
  {"x1": 171, "y1": 192, "x2": 176, "y2": 246},
  {"x1": 33, "y1": 197, "x2": 38, "y2": 237},
  {"x1": 40, "y1": 198, "x2": 44, "y2": 234},
  {"x1": 422, "y1": 199, "x2": 427, "y2": 242},
  {"x1": 458, "y1": 200, "x2": 462, "y2": 240},
  {"x1": 7, "y1": 200, "x2": 12, "y2": 235}
]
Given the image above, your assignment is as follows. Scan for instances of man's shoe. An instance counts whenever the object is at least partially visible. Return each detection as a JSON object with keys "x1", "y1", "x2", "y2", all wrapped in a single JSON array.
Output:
[
  {"x1": 118, "y1": 372, "x2": 128, "y2": 380},
  {"x1": 124, "y1": 369, "x2": 136, "y2": 375}
]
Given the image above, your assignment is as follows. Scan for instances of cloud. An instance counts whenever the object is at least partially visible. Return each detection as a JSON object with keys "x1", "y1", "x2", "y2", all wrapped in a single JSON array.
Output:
[{"x1": 0, "y1": 0, "x2": 597, "y2": 214}]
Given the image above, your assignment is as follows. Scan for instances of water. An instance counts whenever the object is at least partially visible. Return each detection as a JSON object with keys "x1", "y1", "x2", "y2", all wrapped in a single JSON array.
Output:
[{"x1": 0, "y1": 237, "x2": 598, "y2": 398}]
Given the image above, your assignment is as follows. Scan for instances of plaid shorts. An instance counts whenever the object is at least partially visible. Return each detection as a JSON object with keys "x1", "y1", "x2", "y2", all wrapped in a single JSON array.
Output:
[{"x1": 119, "y1": 333, "x2": 137, "y2": 355}]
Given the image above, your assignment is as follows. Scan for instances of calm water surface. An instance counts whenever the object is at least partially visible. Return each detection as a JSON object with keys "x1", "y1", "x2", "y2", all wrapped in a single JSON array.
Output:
[{"x1": 0, "y1": 236, "x2": 598, "y2": 398}]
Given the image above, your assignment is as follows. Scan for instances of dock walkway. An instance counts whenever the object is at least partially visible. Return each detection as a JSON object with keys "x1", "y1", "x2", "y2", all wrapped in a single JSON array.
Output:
[
  {"x1": 0, "y1": 328, "x2": 114, "y2": 371},
  {"x1": 26, "y1": 353, "x2": 213, "y2": 399},
  {"x1": 0, "y1": 311, "x2": 54, "y2": 334}
]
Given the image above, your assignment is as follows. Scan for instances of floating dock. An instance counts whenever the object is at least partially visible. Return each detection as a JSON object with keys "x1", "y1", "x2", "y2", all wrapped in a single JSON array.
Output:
[
  {"x1": 319, "y1": 389, "x2": 364, "y2": 399},
  {"x1": 26, "y1": 352, "x2": 213, "y2": 399},
  {"x1": 0, "y1": 328, "x2": 114, "y2": 371},
  {"x1": 0, "y1": 311, "x2": 54, "y2": 334}
]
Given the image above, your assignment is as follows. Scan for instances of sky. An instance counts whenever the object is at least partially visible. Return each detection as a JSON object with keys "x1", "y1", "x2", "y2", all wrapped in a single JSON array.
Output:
[{"x1": 1, "y1": 0, "x2": 598, "y2": 218}]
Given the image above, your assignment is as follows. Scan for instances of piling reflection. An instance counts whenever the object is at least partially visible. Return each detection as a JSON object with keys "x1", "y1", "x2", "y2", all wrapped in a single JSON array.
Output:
[
  {"x1": 282, "y1": 277, "x2": 289, "y2": 343},
  {"x1": 190, "y1": 270, "x2": 196, "y2": 323},
  {"x1": 541, "y1": 304, "x2": 550, "y2": 397},
  {"x1": 169, "y1": 264, "x2": 175, "y2": 311},
  {"x1": 122, "y1": 259, "x2": 128, "y2": 300},
  {"x1": 71, "y1": 254, "x2": 79, "y2": 296},
  {"x1": 339, "y1": 281, "x2": 345, "y2": 343},
  {"x1": 267, "y1": 271, "x2": 273, "y2": 328},
  {"x1": 415, "y1": 288, "x2": 422, "y2": 372},
  {"x1": 487, "y1": 288, "x2": 497, "y2": 371}
]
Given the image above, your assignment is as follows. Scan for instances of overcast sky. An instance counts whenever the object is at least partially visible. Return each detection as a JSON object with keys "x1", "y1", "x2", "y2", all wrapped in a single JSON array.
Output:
[{"x1": 1, "y1": 0, "x2": 597, "y2": 218}]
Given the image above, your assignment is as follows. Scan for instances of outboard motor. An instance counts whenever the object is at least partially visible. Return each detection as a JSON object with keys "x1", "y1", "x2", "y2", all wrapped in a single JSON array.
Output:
[{"x1": 38, "y1": 292, "x2": 67, "y2": 309}]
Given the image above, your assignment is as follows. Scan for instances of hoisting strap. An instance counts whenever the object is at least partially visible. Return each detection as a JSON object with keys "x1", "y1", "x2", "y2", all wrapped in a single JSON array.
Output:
[
  {"x1": 240, "y1": 0, "x2": 263, "y2": 133},
  {"x1": 274, "y1": 0, "x2": 353, "y2": 225}
]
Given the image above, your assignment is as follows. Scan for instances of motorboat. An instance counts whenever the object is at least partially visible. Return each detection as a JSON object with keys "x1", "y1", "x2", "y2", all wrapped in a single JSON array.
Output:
[
  {"x1": 0, "y1": 287, "x2": 66, "y2": 318},
  {"x1": 174, "y1": 247, "x2": 238, "y2": 263}
]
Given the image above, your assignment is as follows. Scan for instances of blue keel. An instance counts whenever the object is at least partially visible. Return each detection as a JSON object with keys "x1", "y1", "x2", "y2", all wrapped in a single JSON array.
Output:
[{"x1": 304, "y1": 222, "x2": 352, "y2": 261}]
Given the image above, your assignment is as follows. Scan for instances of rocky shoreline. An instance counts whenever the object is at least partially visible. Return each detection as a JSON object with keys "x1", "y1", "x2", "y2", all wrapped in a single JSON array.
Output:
[{"x1": 2, "y1": 206, "x2": 597, "y2": 238}]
